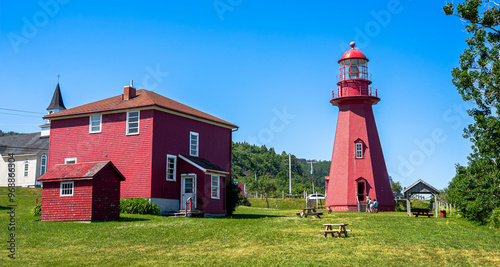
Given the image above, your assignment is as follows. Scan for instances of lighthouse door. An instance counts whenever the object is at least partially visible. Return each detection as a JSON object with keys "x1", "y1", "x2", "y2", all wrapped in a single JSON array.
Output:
[{"x1": 357, "y1": 182, "x2": 365, "y2": 202}]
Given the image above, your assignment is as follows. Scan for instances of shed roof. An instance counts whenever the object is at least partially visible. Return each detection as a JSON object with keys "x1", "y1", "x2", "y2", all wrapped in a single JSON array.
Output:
[
  {"x1": 179, "y1": 155, "x2": 229, "y2": 175},
  {"x1": 402, "y1": 179, "x2": 440, "y2": 195},
  {"x1": 44, "y1": 89, "x2": 237, "y2": 129},
  {"x1": 0, "y1": 132, "x2": 49, "y2": 156},
  {"x1": 38, "y1": 161, "x2": 125, "y2": 182}
]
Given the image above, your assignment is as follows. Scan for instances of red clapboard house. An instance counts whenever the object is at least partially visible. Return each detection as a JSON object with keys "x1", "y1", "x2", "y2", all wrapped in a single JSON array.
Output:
[
  {"x1": 43, "y1": 85, "x2": 238, "y2": 217},
  {"x1": 38, "y1": 161, "x2": 125, "y2": 221}
]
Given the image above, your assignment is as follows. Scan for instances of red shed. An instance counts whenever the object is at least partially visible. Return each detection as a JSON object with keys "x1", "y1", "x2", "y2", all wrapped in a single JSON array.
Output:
[{"x1": 38, "y1": 161, "x2": 125, "y2": 221}]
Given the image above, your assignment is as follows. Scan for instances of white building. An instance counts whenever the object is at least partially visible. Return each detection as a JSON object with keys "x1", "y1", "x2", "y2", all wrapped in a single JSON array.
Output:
[{"x1": 0, "y1": 82, "x2": 65, "y2": 187}]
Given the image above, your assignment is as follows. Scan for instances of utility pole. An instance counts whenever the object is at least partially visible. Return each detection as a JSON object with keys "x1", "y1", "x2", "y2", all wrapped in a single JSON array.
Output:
[
  {"x1": 307, "y1": 161, "x2": 317, "y2": 194},
  {"x1": 307, "y1": 161, "x2": 317, "y2": 208},
  {"x1": 255, "y1": 173, "x2": 258, "y2": 198},
  {"x1": 289, "y1": 153, "x2": 292, "y2": 196}
]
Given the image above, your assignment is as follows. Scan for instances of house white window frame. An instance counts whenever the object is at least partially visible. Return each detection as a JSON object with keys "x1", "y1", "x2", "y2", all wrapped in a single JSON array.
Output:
[
  {"x1": 355, "y1": 142, "x2": 363, "y2": 158},
  {"x1": 24, "y1": 160, "x2": 29, "y2": 176},
  {"x1": 40, "y1": 154, "x2": 47, "y2": 176},
  {"x1": 211, "y1": 175, "x2": 220, "y2": 199},
  {"x1": 65, "y1": 158, "x2": 77, "y2": 164},
  {"x1": 127, "y1": 110, "x2": 140, "y2": 135},
  {"x1": 166, "y1": 154, "x2": 177, "y2": 181},
  {"x1": 60, "y1": 181, "x2": 74, "y2": 196},
  {"x1": 89, "y1": 114, "x2": 102, "y2": 133},
  {"x1": 190, "y1": 132, "x2": 199, "y2": 157}
]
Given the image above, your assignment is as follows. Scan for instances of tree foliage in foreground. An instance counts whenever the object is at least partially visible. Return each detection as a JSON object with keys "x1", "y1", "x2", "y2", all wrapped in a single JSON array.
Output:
[{"x1": 444, "y1": 0, "x2": 500, "y2": 223}]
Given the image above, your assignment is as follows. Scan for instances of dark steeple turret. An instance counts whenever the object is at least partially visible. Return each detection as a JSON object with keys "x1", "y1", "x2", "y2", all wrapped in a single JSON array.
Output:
[{"x1": 46, "y1": 83, "x2": 66, "y2": 113}]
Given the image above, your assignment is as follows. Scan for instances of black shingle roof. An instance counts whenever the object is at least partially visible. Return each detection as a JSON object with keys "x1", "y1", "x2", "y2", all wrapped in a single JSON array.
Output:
[
  {"x1": 0, "y1": 132, "x2": 49, "y2": 156},
  {"x1": 46, "y1": 83, "x2": 66, "y2": 111}
]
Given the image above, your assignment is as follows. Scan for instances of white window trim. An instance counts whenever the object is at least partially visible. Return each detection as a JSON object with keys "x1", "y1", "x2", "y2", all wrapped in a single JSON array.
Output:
[
  {"x1": 24, "y1": 160, "x2": 29, "y2": 176},
  {"x1": 211, "y1": 175, "x2": 220, "y2": 199},
  {"x1": 355, "y1": 143, "x2": 363, "y2": 158},
  {"x1": 89, "y1": 114, "x2": 102, "y2": 133},
  {"x1": 126, "y1": 110, "x2": 140, "y2": 135},
  {"x1": 65, "y1": 158, "x2": 77, "y2": 164},
  {"x1": 60, "y1": 181, "x2": 74, "y2": 196},
  {"x1": 190, "y1": 131, "x2": 199, "y2": 157},
  {"x1": 40, "y1": 154, "x2": 47, "y2": 176},
  {"x1": 166, "y1": 154, "x2": 177, "y2": 181}
]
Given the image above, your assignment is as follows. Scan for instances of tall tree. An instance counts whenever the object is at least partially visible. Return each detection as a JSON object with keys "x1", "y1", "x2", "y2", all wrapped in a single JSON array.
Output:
[{"x1": 444, "y1": 1, "x2": 500, "y2": 223}]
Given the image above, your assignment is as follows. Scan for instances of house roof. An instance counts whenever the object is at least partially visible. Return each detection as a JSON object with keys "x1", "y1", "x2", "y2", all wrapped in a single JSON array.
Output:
[
  {"x1": 43, "y1": 89, "x2": 237, "y2": 129},
  {"x1": 179, "y1": 154, "x2": 230, "y2": 175},
  {"x1": 402, "y1": 179, "x2": 440, "y2": 195},
  {"x1": 47, "y1": 83, "x2": 66, "y2": 111},
  {"x1": 38, "y1": 161, "x2": 125, "y2": 182},
  {"x1": 0, "y1": 132, "x2": 49, "y2": 156}
]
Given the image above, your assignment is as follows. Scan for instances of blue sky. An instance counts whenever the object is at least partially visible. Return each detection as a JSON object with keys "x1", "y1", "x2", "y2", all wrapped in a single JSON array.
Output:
[{"x1": 0, "y1": 0, "x2": 474, "y2": 190}]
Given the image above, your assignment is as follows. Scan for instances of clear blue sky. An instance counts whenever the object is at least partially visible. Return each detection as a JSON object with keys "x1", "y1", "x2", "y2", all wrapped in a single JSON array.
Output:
[{"x1": 0, "y1": 1, "x2": 474, "y2": 190}]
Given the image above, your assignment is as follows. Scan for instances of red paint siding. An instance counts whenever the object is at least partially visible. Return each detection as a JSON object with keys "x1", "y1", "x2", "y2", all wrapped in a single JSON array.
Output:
[
  {"x1": 150, "y1": 109, "x2": 231, "y2": 214},
  {"x1": 41, "y1": 180, "x2": 93, "y2": 221},
  {"x1": 326, "y1": 100, "x2": 395, "y2": 211},
  {"x1": 48, "y1": 110, "x2": 153, "y2": 198},
  {"x1": 48, "y1": 107, "x2": 233, "y2": 215},
  {"x1": 91, "y1": 167, "x2": 122, "y2": 220}
]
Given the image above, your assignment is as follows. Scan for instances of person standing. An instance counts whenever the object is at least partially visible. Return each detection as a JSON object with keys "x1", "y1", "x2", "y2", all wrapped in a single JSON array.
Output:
[
  {"x1": 373, "y1": 199, "x2": 379, "y2": 213},
  {"x1": 366, "y1": 197, "x2": 372, "y2": 213}
]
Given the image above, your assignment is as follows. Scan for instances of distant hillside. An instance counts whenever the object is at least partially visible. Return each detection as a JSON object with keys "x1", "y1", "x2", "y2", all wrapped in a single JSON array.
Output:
[
  {"x1": 0, "y1": 130, "x2": 21, "y2": 137},
  {"x1": 232, "y1": 142, "x2": 329, "y2": 195}
]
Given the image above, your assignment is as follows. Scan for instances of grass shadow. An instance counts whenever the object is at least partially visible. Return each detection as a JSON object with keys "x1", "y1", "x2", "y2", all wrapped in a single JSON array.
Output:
[
  {"x1": 227, "y1": 214, "x2": 284, "y2": 219},
  {"x1": 116, "y1": 217, "x2": 151, "y2": 222}
]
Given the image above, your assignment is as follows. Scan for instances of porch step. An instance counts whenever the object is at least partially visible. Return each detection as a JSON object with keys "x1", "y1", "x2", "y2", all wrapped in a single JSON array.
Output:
[{"x1": 167, "y1": 210, "x2": 204, "y2": 218}]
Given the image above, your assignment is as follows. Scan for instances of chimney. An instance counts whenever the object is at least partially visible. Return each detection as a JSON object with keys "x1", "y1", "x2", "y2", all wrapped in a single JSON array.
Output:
[{"x1": 123, "y1": 80, "x2": 136, "y2": 100}]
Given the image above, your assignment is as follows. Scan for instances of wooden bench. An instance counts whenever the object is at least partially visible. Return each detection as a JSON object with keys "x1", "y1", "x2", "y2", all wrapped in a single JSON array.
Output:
[
  {"x1": 412, "y1": 209, "x2": 434, "y2": 218},
  {"x1": 323, "y1": 224, "x2": 351, "y2": 238},
  {"x1": 296, "y1": 209, "x2": 323, "y2": 219}
]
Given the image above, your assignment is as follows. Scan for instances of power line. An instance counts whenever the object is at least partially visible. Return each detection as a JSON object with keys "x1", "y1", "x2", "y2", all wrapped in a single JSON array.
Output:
[
  {"x1": 0, "y1": 108, "x2": 46, "y2": 115},
  {"x1": 0, "y1": 112, "x2": 43, "y2": 118}
]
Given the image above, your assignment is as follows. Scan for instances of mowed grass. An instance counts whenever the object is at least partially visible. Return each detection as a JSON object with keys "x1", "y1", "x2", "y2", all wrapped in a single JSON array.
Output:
[{"x1": 1, "y1": 188, "x2": 500, "y2": 266}]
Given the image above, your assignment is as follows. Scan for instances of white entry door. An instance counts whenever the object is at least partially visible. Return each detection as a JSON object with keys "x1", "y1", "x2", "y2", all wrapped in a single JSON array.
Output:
[{"x1": 181, "y1": 175, "x2": 196, "y2": 209}]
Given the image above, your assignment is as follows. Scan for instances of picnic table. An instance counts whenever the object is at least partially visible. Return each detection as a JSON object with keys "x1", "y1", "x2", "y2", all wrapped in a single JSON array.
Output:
[
  {"x1": 323, "y1": 224, "x2": 351, "y2": 238},
  {"x1": 412, "y1": 208, "x2": 434, "y2": 218},
  {"x1": 296, "y1": 208, "x2": 323, "y2": 219}
]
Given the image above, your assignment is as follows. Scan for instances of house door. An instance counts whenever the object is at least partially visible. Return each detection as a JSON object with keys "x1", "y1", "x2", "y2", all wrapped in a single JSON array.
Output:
[{"x1": 181, "y1": 175, "x2": 196, "y2": 210}]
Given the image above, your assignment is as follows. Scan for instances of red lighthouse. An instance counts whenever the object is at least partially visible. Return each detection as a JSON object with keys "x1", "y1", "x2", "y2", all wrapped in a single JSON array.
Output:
[{"x1": 325, "y1": 42, "x2": 395, "y2": 212}]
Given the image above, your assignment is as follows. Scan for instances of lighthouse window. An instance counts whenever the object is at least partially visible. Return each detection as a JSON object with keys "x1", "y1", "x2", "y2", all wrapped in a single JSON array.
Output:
[{"x1": 356, "y1": 143, "x2": 363, "y2": 158}]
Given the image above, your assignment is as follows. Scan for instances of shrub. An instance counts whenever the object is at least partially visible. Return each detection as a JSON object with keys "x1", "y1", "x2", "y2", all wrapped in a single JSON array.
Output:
[
  {"x1": 120, "y1": 198, "x2": 159, "y2": 215},
  {"x1": 31, "y1": 203, "x2": 42, "y2": 216},
  {"x1": 488, "y1": 208, "x2": 500, "y2": 229},
  {"x1": 238, "y1": 193, "x2": 251, "y2": 206},
  {"x1": 226, "y1": 179, "x2": 241, "y2": 216}
]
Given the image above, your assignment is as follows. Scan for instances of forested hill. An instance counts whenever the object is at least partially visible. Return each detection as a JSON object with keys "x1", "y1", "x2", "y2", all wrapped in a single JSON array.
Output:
[{"x1": 232, "y1": 142, "x2": 330, "y2": 194}]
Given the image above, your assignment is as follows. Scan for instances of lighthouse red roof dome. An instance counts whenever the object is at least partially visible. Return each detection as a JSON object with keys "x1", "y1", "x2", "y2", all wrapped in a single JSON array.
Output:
[{"x1": 339, "y1": 42, "x2": 369, "y2": 63}]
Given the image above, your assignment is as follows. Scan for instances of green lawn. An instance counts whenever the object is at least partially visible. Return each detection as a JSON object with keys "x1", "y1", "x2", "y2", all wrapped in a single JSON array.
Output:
[{"x1": 1, "y1": 188, "x2": 499, "y2": 266}]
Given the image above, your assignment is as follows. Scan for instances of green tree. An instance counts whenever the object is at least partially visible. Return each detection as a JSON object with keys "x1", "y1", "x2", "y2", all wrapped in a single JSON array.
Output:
[
  {"x1": 444, "y1": 1, "x2": 500, "y2": 223},
  {"x1": 248, "y1": 175, "x2": 277, "y2": 209},
  {"x1": 391, "y1": 180, "x2": 402, "y2": 195}
]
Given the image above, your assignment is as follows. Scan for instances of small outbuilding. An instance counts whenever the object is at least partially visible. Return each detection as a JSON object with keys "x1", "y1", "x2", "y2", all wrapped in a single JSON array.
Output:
[
  {"x1": 38, "y1": 161, "x2": 125, "y2": 221},
  {"x1": 403, "y1": 179, "x2": 440, "y2": 217}
]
